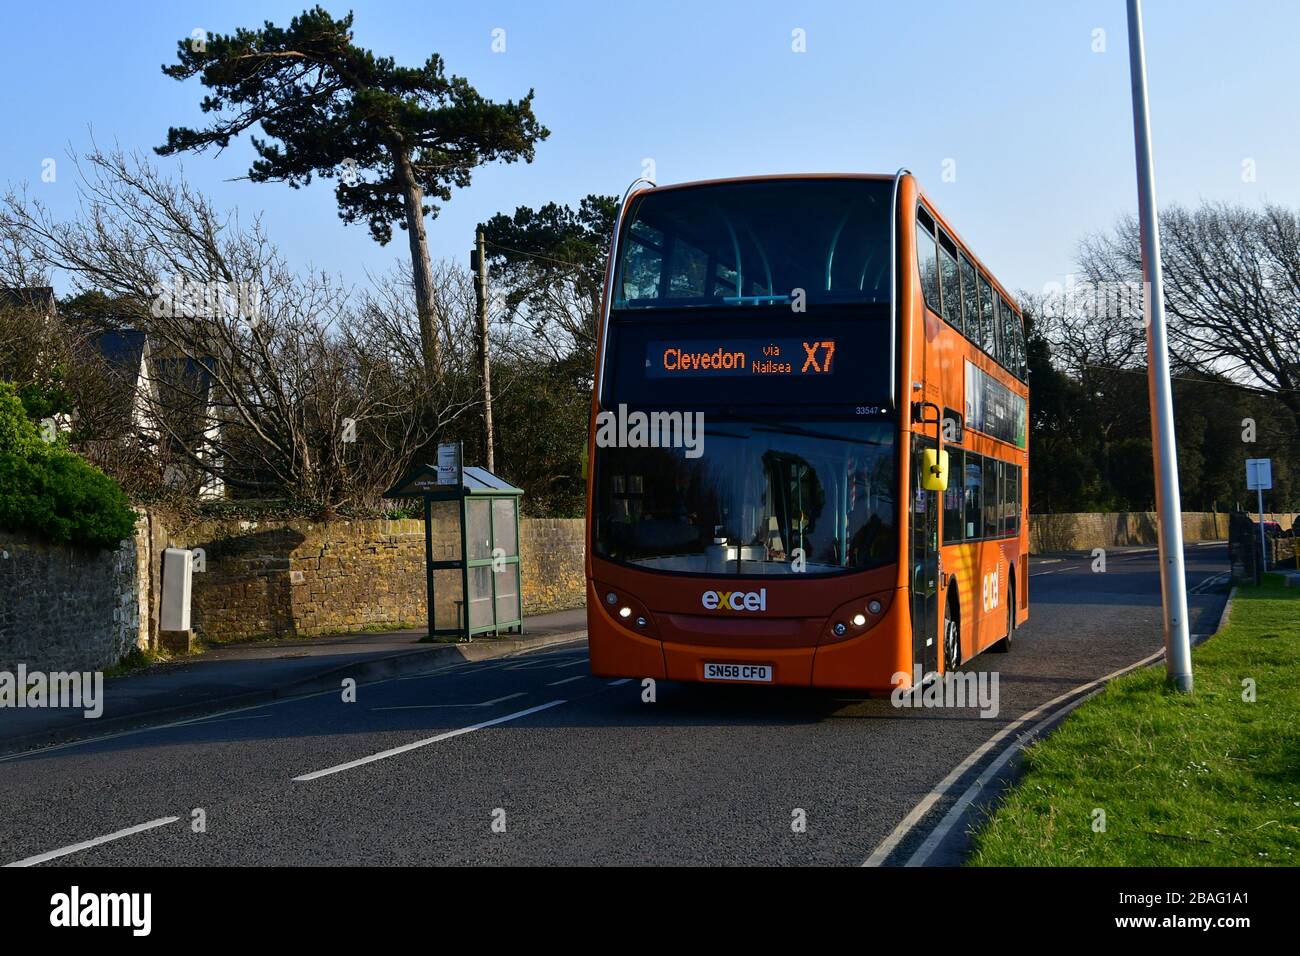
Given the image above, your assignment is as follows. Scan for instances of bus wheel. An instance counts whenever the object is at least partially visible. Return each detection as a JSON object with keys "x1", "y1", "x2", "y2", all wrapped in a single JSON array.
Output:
[
  {"x1": 943, "y1": 592, "x2": 961, "y2": 672},
  {"x1": 991, "y1": 575, "x2": 1015, "y2": 653}
]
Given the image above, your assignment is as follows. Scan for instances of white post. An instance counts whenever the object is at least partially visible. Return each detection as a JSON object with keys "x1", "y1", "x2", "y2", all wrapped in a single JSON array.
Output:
[
  {"x1": 1258, "y1": 486, "x2": 1267, "y2": 575},
  {"x1": 1127, "y1": 0, "x2": 1193, "y2": 692}
]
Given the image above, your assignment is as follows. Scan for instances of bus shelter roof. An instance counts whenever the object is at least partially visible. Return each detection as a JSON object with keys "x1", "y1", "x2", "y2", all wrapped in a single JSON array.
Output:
[{"x1": 382, "y1": 464, "x2": 523, "y2": 500}]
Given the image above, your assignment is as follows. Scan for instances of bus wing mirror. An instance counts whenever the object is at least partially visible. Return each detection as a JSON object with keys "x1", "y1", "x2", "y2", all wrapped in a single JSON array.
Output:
[{"x1": 921, "y1": 448, "x2": 949, "y2": 492}]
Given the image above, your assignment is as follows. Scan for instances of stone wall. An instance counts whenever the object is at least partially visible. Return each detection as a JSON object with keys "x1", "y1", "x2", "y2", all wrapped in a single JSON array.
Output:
[
  {"x1": 145, "y1": 511, "x2": 587, "y2": 643},
  {"x1": 0, "y1": 528, "x2": 139, "y2": 672},
  {"x1": 178, "y1": 516, "x2": 430, "y2": 643},
  {"x1": 1028, "y1": 511, "x2": 1292, "y2": 553},
  {"x1": 521, "y1": 518, "x2": 587, "y2": 614},
  {"x1": 15, "y1": 504, "x2": 1274, "y2": 660},
  {"x1": 7, "y1": 505, "x2": 1287, "y2": 663}
]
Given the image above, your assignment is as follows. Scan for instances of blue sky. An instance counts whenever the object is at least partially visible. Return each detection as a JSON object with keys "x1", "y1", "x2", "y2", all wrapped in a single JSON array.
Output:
[{"x1": 1, "y1": 0, "x2": 1295, "y2": 299}]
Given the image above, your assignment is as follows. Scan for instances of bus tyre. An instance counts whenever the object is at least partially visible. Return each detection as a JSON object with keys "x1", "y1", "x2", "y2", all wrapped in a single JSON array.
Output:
[
  {"x1": 991, "y1": 575, "x2": 1014, "y2": 653},
  {"x1": 943, "y1": 592, "x2": 961, "y2": 672}
]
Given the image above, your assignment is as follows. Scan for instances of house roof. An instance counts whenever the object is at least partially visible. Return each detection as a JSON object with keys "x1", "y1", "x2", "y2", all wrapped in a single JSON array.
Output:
[
  {"x1": 84, "y1": 329, "x2": 217, "y2": 455},
  {"x1": 84, "y1": 330, "x2": 149, "y2": 435},
  {"x1": 148, "y1": 354, "x2": 217, "y2": 451},
  {"x1": 90, "y1": 329, "x2": 148, "y2": 380},
  {"x1": 0, "y1": 287, "x2": 56, "y2": 313}
]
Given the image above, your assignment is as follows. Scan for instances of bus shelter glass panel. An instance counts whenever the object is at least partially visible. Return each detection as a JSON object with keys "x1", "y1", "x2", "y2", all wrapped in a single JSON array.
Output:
[
  {"x1": 493, "y1": 499, "x2": 518, "y2": 556},
  {"x1": 491, "y1": 498, "x2": 522, "y2": 625},
  {"x1": 432, "y1": 568, "x2": 465, "y2": 631},
  {"x1": 494, "y1": 567, "x2": 520, "y2": 625},
  {"x1": 468, "y1": 565, "x2": 494, "y2": 630},
  {"x1": 465, "y1": 492, "x2": 522, "y2": 635},
  {"x1": 467, "y1": 499, "x2": 492, "y2": 561}
]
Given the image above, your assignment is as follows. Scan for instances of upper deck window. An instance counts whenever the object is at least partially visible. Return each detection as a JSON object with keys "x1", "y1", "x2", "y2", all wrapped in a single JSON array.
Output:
[
  {"x1": 613, "y1": 179, "x2": 893, "y2": 310},
  {"x1": 937, "y1": 228, "x2": 962, "y2": 332}
]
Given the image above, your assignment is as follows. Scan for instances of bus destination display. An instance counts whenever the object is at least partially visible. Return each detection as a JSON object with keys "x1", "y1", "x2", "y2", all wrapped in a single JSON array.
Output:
[{"x1": 646, "y1": 338, "x2": 836, "y2": 378}]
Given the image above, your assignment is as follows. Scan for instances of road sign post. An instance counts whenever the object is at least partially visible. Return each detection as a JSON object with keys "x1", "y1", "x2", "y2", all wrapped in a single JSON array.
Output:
[
  {"x1": 1246, "y1": 458, "x2": 1273, "y2": 580},
  {"x1": 1127, "y1": 0, "x2": 1193, "y2": 692}
]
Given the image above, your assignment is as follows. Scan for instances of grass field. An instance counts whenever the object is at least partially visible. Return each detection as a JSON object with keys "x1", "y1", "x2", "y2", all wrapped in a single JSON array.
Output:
[{"x1": 968, "y1": 575, "x2": 1300, "y2": 866}]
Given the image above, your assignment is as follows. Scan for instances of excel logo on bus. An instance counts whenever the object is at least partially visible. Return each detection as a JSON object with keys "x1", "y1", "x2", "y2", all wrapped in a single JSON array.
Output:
[
  {"x1": 982, "y1": 570, "x2": 1001, "y2": 613},
  {"x1": 701, "y1": 589, "x2": 768, "y2": 612}
]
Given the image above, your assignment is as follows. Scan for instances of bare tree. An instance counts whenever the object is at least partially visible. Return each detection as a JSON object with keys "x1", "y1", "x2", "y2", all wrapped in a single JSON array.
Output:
[
  {"x1": 1, "y1": 148, "x2": 476, "y2": 509},
  {"x1": 1080, "y1": 202, "x2": 1300, "y2": 433}
]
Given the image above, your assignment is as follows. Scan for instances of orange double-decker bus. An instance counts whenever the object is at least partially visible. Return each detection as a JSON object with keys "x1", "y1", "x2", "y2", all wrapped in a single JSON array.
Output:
[{"x1": 585, "y1": 172, "x2": 1028, "y2": 691}]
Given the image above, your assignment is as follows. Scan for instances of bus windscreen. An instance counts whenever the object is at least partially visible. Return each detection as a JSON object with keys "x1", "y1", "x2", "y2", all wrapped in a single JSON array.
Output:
[
  {"x1": 613, "y1": 178, "x2": 893, "y2": 310},
  {"x1": 593, "y1": 418, "x2": 897, "y2": 576}
]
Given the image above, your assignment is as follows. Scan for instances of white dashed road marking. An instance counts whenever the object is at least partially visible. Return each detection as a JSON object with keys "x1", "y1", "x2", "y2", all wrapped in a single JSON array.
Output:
[
  {"x1": 5, "y1": 816, "x2": 180, "y2": 867},
  {"x1": 293, "y1": 700, "x2": 566, "y2": 782},
  {"x1": 371, "y1": 692, "x2": 529, "y2": 711},
  {"x1": 546, "y1": 675, "x2": 586, "y2": 687}
]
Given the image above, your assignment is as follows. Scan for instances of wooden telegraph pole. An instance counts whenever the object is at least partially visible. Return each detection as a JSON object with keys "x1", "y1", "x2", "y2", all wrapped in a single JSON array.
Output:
[{"x1": 472, "y1": 228, "x2": 496, "y2": 473}]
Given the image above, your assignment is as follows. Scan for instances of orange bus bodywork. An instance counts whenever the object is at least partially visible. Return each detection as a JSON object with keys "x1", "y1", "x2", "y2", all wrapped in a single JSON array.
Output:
[{"x1": 585, "y1": 173, "x2": 1029, "y2": 692}]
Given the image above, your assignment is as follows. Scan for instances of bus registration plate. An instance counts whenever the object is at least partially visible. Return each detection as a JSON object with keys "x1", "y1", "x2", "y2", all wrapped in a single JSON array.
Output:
[{"x1": 703, "y1": 663, "x2": 773, "y2": 682}]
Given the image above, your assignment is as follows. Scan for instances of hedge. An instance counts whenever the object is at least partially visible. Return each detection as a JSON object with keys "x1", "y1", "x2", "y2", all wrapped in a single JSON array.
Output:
[{"x1": 0, "y1": 381, "x2": 137, "y2": 549}]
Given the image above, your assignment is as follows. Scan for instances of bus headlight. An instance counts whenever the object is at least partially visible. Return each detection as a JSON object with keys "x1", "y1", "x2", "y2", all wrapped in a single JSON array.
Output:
[
  {"x1": 593, "y1": 580, "x2": 659, "y2": 638},
  {"x1": 822, "y1": 592, "x2": 891, "y2": 643}
]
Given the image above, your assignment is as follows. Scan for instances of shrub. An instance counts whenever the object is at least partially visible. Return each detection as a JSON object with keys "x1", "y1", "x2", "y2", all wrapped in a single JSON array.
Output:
[
  {"x1": 0, "y1": 382, "x2": 137, "y2": 549},
  {"x1": 0, "y1": 381, "x2": 43, "y2": 457}
]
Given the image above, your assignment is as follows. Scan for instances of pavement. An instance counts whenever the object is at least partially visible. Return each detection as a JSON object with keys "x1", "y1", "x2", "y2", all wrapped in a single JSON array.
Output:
[
  {"x1": 0, "y1": 543, "x2": 1231, "y2": 867},
  {"x1": 0, "y1": 608, "x2": 587, "y2": 754}
]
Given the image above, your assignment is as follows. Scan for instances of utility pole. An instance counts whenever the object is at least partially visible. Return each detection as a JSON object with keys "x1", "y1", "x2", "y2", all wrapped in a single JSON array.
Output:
[
  {"x1": 472, "y1": 228, "x2": 496, "y2": 473},
  {"x1": 1127, "y1": 0, "x2": 1193, "y2": 692}
]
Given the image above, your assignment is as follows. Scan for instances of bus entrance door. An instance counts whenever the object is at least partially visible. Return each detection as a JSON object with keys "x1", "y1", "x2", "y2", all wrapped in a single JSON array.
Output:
[{"x1": 910, "y1": 435, "x2": 940, "y2": 679}]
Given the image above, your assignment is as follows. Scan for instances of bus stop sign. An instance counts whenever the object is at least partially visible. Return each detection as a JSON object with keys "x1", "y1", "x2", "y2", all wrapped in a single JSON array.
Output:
[{"x1": 1246, "y1": 458, "x2": 1272, "y2": 491}]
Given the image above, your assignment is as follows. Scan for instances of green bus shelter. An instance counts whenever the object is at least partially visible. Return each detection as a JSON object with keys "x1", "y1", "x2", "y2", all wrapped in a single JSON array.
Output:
[{"x1": 383, "y1": 462, "x2": 524, "y2": 642}]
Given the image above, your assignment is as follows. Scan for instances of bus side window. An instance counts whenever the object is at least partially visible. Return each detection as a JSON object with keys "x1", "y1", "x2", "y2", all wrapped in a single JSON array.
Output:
[
  {"x1": 978, "y1": 273, "x2": 996, "y2": 357},
  {"x1": 998, "y1": 298, "x2": 1013, "y2": 369},
  {"x1": 1000, "y1": 463, "x2": 1013, "y2": 535},
  {"x1": 983, "y1": 456, "x2": 1000, "y2": 538},
  {"x1": 1009, "y1": 464, "x2": 1021, "y2": 534},
  {"x1": 938, "y1": 230, "x2": 962, "y2": 333},
  {"x1": 943, "y1": 449, "x2": 965, "y2": 544},
  {"x1": 959, "y1": 254, "x2": 978, "y2": 346},
  {"x1": 990, "y1": 296, "x2": 1002, "y2": 365},
  {"x1": 965, "y1": 453, "x2": 982, "y2": 540},
  {"x1": 1007, "y1": 311, "x2": 1020, "y2": 377},
  {"x1": 916, "y1": 217, "x2": 940, "y2": 314},
  {"x1": 1016, "y1": 315, "x2": 1028, "y2": 380}
]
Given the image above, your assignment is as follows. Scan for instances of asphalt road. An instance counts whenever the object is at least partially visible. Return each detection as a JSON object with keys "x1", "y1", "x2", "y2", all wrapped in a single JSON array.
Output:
[{"x1": 0, "y1": 543, "x2": 1230, "y2": 867}]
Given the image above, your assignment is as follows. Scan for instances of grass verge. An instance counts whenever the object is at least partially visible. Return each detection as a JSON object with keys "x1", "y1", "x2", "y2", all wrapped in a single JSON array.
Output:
[
  {"x1": 968, "y1": 574, "x2": 1300, "y2": 866},
  {"x1": 103, "y1": 645, "x2": 174, "y2": 677}
]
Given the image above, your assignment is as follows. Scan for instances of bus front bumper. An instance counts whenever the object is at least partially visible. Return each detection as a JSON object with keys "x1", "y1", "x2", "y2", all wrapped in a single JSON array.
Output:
[{"x1": 586, "y1": 587, "x2": 911, "y2": 694}]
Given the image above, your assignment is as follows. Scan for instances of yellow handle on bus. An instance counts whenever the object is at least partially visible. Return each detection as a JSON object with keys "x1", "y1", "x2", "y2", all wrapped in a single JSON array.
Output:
[{"x1": 921, "y1": 447, "x2": 949, "y2": 492}]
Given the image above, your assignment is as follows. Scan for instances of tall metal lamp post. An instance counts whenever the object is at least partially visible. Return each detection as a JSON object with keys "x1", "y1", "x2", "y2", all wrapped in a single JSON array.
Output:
[{"x1": 1127, "y1": 0, "x2": 1193, "y2": 692}]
